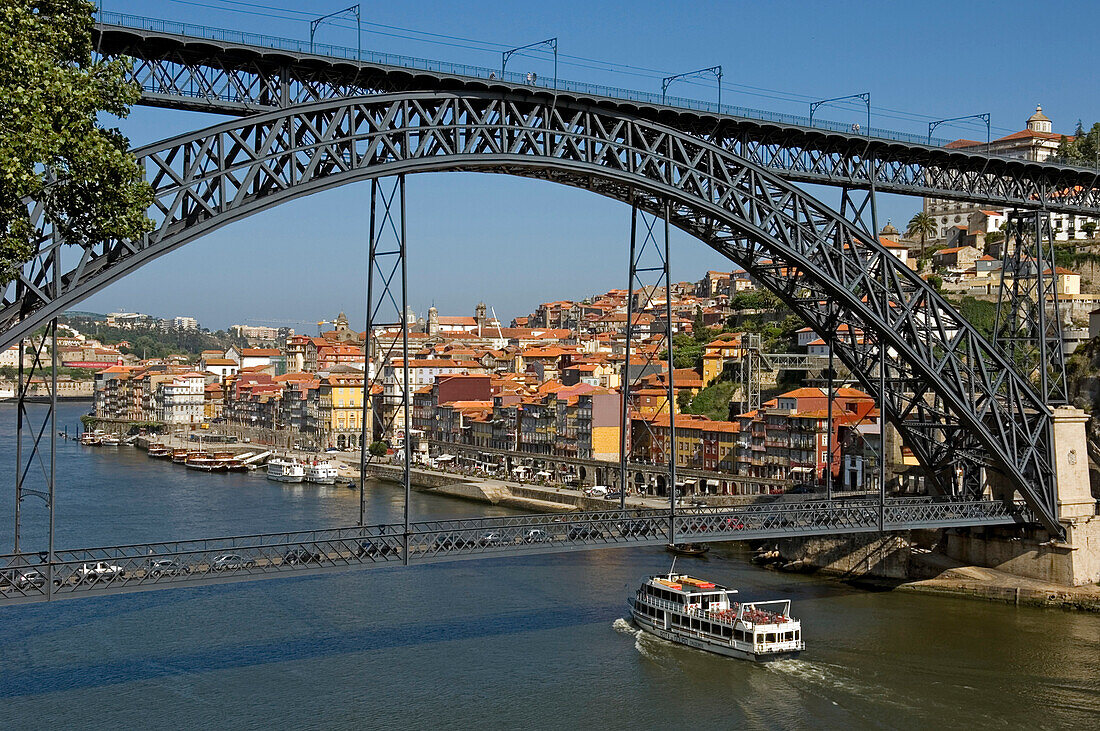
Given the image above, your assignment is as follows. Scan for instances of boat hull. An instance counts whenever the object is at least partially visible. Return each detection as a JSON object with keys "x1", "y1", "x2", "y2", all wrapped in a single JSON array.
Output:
[
  {"x1": 628, "y1": 600, "x2": 800, "y2": 663},
  {"x1": 267, "y1": 473, "x2": 304, "y2": 483},
  {"x1": 305, "y1": 476, "x2": 337, "y2": 485}
]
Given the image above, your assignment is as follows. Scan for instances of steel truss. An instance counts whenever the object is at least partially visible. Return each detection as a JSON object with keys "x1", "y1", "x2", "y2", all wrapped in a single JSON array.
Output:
[
  {"x1": 620, "y1": 200, "x2": 677, "y2": 526},
  {"x1": 994, "y1": 210, "x2": 1068, "y2": 406},
  {"x1": 0, "y1": 497, "x2": 1027, "y2": 607},
  {"x1": 0, "y1": 92, "x2": 1065, "y2": 536},
  {"x1": 13, "y1": 321, "x2": 58, "y2": 582},
  {"x1": 91, "y1": 21, "x2": 1100, "y2": 216},
  {"x1": 360, "y1": 176, "x2": 412, "y2": 555}
]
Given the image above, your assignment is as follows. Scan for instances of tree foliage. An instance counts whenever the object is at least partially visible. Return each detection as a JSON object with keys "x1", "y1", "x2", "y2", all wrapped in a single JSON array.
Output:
[
  {"x1": 1, "y1": 0, "x2": 153, "y2": 285},
  {"x1": 680, "y1": 380, "x2": 735, "y2": 421},
  {"x1": 728, "y1": 289, "x2": 782, "y2": 311},
  {"x1": 60, "y1": 315, "x2": 248, "y2": 358},
  {"x1": 951, "y1": 296, "x2": 997, "y2": 342},
  {"x1": 1054, "y1": 120, "x2": 1100, "y2": 167},
  {"x1": 906, "y1": 211, "x2": 937, "y2": 260}
]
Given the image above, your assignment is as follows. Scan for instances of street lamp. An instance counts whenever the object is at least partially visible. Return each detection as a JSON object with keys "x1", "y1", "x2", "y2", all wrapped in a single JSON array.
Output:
[
  {"x1": 809, "y1": 92, "x2": 871, "y2": 135},
  {"x1": 310, "y1": 4, "x2": 361, "y2": 60},
  {"x1": 501, "y1": 37, "x2": 558, "y2": 89},
  {"x1": 928, "y1": 113, "x2": 990, "y2": 147},
  {"x1": 661, "y1": 65, "x2": 722, "y2": 107}
]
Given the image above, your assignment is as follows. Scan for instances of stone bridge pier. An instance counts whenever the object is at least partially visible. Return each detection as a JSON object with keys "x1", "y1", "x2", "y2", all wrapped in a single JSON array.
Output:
[{"x1": 954, "y1": 406, "x2": 1100, "y2": 586}]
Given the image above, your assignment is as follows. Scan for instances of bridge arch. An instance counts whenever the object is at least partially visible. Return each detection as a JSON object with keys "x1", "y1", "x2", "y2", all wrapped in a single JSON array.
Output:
[{"x1": 1, "y1": 91, "x2": 1058, "y2": 532}]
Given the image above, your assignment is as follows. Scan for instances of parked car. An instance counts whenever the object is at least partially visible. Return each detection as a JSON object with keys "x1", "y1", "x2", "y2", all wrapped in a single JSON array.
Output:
[
  {"x1": 522, "y1": 529, "x2": 549, "y2": 544},
  {"x1": 212, "y1": 554, "x2": 254, "y2": 571},
  {"x1": 788, "y1": 483, "x2": 817, "y2": 495},
  {"x1": 604, "y1": 490, "x2": 623, "y2": 501},
  {"x1": 431, "y1": 534, "x2": 473, "y2": 551},
  {"x1": 567, "y1": 524, "x2": 604, "y2": 541},
  {"x1": 75, "y1": 562, "x2": 126, "y2": 583},
  {"x1": 478, "y1": 531, "x2": 507, "y2": 547},
  {"x1": 0, "y1": 568, "x2": 47, "y2": 591},
  {"x1": 583, "y1": 485, "x2": 610, "y2": 498},
  {"x1": 282, "y1": 547, "x2": 325, "y2": 565},
  {"x1": 147, "y1": 559, "x2": 191, "y2": 578},
  {"x1": 356, "y1": 540, "x2": 399, "y2": 558},
  {"x1": 617, "y1": 520, "x2": 658, "y2": 538}
]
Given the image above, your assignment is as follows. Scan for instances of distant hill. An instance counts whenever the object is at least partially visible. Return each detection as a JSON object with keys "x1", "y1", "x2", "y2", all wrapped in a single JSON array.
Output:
[{"x1": 63, "y1": 310, "x2": 106, "y2": 320}]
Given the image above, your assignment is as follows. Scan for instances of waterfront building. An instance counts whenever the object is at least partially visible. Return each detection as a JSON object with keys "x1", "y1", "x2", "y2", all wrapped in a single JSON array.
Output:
[{"x1": 319, "y1": 365, "x2": 366, "y2": 450}]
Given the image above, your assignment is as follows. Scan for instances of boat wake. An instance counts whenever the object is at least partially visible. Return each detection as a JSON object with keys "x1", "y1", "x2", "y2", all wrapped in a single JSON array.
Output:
[
  {"x1": 612, "y1": 618, "x2": 637, "y2": 636},
  {"x1": 612, "y1": 618, "x2": 678, "y2": 664},
  {"x1": 766, "y1": 659, "x2": 915, "y2": 710}
]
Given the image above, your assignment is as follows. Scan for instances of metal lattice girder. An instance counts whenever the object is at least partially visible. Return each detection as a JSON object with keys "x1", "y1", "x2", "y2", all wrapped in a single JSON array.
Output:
[
  {"x1": 0, "y1": 92, "x2": 1065, "y2": 536},
  {"x1": 621, "y1": 201, "x2": 677, "y2": 513},
  {"x1": 361, "y1": 176, "x2": 411, "y2": 536},
  {"x1": 0, "y1": 497, "x2": 1026, "y2": 607},
  {"x1": 91, "y1": 20, "x2": 1100, "y2": 215},
  {"x1": 994, "y1": 211, "x2": 1068, "y2": 406}
]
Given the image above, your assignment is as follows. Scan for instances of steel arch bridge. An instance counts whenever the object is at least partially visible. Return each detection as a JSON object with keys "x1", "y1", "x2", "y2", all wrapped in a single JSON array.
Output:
[
  {"x1": 4, "y1": 14, "x2": 1098, "y2": 606},
  {"x1": 2, "y1": 90, "x2": 1064, "y2": 531}
]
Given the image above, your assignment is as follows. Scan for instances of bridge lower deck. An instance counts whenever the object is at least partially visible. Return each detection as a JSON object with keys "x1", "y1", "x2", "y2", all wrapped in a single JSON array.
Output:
[{"x1": 0, "y1": 497, "x2": 1024, "y2": 606}]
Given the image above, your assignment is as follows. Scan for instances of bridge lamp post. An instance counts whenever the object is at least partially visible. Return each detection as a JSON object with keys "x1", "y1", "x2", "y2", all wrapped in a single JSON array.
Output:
[
  {"x1": 808, "y1": 92, "x2": 870, "y2": 135},
  {"x1": 501, "y1": 38, "x2": 558, "y2": 89},
  {"x1": 661, "y1": 66, "x2": 723, "y2": 108},
  {"x1": 309, "y1": 4, "x2": 361, "y2": 60},
  {"x1": 928, "y1": 113, "x2": 991, "y2": 147}
]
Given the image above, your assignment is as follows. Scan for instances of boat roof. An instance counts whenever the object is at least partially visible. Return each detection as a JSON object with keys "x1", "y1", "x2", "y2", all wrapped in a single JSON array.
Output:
[{"x1": 647, "y1": 574, "x2": 736, "y2": 594}]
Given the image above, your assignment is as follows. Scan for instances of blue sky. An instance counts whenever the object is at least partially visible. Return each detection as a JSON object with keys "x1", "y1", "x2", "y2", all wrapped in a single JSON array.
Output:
[{"x1": 84, "y1": 0, "x2": 1100, "y2": 330}]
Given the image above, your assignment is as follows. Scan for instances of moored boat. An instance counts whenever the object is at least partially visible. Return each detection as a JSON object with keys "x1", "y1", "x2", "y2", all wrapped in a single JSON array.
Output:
[
  {"x1": 79, "y1": 430, "x2": 104, "y2": 445},
  {"x1": 185, "y1": 452, "x2": 225, "y2": 471},
  {"x1": 666, "y1": 542, "x2": 710, "y2": 556},
  {"x1": 628, "y1": 571, "x2": 804, "y2": 662},
  {"x1": 304, "y1": 460, "x2": 339, "y2": 485},
  {"x1": 99, "y1": 434, "x2": 121, "y2": 447},
  {"x1": 147, "y1": 443, "x2": 172, "y2": 458},
  {"x1": 266, "y1": 456, "x2": 305, "y2": 483}
]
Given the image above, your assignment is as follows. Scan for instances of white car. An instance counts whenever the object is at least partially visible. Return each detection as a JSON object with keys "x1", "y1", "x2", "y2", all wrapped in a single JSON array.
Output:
[
  {"x1": 75, "y1": 562, "x2": 126, "y2": 583},
  {"x1": 584, "y1": 485, "x2": 610, "y2": 498}
]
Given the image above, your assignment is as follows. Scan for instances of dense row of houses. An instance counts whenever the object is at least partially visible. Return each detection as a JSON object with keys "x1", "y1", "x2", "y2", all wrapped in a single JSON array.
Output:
[{"x1": 90, "y1": 268, "x2": 899, "y2": 486}]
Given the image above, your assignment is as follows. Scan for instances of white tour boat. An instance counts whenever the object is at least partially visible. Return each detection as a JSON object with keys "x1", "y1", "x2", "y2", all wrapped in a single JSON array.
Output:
[
  {"x1": 304, "y1": 460, "x2": 339, "y2": 485},
  {"x1": 266, "y1": 457, "x2": 305, "y2": 483},
  {"x1": 628, "y1": 570, "x2": 804, "y2": 662}
]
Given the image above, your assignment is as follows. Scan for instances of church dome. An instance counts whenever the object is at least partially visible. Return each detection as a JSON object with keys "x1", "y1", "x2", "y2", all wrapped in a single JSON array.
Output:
[{"x1": 1027, "y1": 105, "x2": 1052, "y2": 133}]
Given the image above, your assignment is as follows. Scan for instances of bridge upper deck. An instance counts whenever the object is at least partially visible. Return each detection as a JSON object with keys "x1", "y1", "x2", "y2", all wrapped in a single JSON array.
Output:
[{"x1": 94, "y1": 12, "x2": 1100, "y2": 215}]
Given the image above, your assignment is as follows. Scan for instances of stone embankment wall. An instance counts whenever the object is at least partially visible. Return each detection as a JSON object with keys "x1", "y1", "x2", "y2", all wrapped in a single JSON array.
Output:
[{"x1": 762, "y1": 532, "x2": 917, "y2": 580}]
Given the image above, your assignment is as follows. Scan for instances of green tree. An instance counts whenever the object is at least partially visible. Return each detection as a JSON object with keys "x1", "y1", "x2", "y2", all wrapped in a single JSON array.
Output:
[
  {"x1": 368, "y1": 440, "x2": 388, "y2": 458},
  {"x1": 1, "y1": 1, "x2": 153, "y2": 285},
  {"x1": 680, "y1": 380, "x2": 736, "y2": 421},
  {"x1": 692, "y1": 306, "x2": 706, "y2": 337},
  {"x1": 906, "y1": 211, "x2": 937, "y2": 262},
  {"x1": 728, "y1": 289, "x2": 782, "y2": 311},
  {"x1": 1054, "y1": 120, "x2": 1100, "y2": 167}
]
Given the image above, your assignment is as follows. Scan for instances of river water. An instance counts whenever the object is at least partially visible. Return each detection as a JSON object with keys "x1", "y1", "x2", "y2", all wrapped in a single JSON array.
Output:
[{"x1": 1, "y1": 403, "x2": 1098, "y2": 729}]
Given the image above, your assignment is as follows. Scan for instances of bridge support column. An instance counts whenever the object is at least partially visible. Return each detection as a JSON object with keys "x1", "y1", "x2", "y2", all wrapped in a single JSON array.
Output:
[
  {"x1": 950, "y1": 406, "x2": 1098, "y2": 586},
  {"x1": 619, "y1": 196, "x2": 677, "y2": 541},
  {"x1": 360, "y1": 176, "x2": 411, "y2": 560}
]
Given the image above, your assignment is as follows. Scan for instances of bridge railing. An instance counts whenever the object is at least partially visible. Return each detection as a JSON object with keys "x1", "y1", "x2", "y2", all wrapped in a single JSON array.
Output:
[
  {"x1": 0, "y1": 498, "x2": 1027, "y2": 605},
  {"x1": 97, "y1": 10, "x2": 956, "y2": 147}
]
